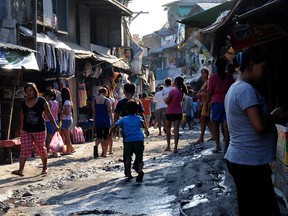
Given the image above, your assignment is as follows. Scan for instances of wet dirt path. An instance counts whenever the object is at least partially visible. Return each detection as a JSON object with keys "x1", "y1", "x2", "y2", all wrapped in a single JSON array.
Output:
[{"x1": 1, "y1": 128, "x2": 287, "y2": 215}]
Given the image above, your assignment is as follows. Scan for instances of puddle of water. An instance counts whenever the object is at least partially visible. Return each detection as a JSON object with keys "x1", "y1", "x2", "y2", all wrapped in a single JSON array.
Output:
[
  {"x1": 180, "y1": 184, "x2": 196, "y2": 194},
  {"x1": 182, "y1": 194, "x2": 209, "y2": 210}
]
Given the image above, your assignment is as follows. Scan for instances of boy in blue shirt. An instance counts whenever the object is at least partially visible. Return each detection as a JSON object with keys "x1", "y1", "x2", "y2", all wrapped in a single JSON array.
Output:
[
  {"x1": 110, "y1": 100, "x2": 148, "y2": 182},
  {"x1": 114, "y1": 83, "x2": 149, "y2": 177}
]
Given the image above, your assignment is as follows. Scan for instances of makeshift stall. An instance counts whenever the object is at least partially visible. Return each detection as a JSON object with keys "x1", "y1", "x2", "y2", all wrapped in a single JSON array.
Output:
[{"x1": 195, "y1": 0, "x2": 288, "y2": 206}]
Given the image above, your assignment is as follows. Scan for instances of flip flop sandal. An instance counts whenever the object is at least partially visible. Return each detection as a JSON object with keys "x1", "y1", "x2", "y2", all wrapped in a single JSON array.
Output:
[{"x1": 61, "y1": 152, "x2": 72, "y2": 156}]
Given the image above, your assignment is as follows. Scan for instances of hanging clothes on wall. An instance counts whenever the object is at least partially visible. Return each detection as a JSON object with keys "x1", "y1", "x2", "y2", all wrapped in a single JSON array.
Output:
[
  {"x1": 35, "y1": 42, "x2": 75, "y2": 76},
  {"x1": 78, "y1": 82, "x2": 87, "y2": 108},
  {"x1": 82, "y1": 61, "x2": 92, "y2": 77},
  {"x1": 91, "y1": 65, "x2": 102, "y2": 78}
]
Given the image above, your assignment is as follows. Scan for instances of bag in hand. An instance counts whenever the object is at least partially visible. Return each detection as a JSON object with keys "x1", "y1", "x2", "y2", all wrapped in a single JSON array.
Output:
[{"x1": 49, "y1": 131, "x2": 65, "y2": 152}]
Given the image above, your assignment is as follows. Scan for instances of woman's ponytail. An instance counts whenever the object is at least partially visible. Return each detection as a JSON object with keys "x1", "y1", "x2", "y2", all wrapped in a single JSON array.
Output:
[{"x1": 175, "y1": 76, "x2": 188, "y2": 94}]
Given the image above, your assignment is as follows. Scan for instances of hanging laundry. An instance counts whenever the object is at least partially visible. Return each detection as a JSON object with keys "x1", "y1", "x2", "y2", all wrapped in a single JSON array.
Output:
[{"x1": 78, "y1": 82, "x2": 87, "y2": 108}]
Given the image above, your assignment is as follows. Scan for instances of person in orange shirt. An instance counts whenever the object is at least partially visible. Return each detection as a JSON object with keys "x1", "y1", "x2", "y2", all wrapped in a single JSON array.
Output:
[{"x1": 140, "y1": 92, "x2": 153, "y2": 128}]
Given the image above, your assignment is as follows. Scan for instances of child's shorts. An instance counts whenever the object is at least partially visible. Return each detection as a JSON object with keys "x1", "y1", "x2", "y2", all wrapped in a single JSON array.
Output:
[{"x1": 61, "y1": 119, "x2": 73, "y2": 130}]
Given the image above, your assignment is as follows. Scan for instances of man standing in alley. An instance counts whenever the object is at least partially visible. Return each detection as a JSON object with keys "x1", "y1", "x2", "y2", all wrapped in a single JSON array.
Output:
[{"x1": 153, "y1": 85, "x2": 166, "y2": 136}]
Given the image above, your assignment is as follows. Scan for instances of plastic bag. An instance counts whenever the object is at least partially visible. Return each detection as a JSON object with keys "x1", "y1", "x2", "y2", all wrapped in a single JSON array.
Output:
[
  {"x1": 70, "y1": 126, "x2": 85, "y2": 144},
  {"x1": 49, "y1": 131, "x2": 64, "y2": 152}
]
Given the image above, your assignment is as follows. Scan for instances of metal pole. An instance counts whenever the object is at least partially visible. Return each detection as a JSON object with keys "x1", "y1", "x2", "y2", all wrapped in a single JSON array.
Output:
[{"x1": 33, "y1": 0, "x2": 37, "y2": 50}]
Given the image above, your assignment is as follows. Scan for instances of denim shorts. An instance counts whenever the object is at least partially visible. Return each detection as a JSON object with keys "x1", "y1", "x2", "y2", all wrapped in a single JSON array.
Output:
[
  {"x1": 61, "y1": 119, "x2": 73, "y2": 130},
  {"x1": 211, "y1": 103, "x2": 226, "y2": 123},
  {"x1": 46, "y1": 120, "x2": 58, "y2": 134}
]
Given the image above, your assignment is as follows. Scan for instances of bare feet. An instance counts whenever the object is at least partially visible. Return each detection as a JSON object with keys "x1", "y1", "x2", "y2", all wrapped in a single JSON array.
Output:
[
  {"x1": 164, "y1": 147, "x2": 171, "y2": 151},
  {"x1": 194, "y1": 139, "x2": 204, "y2": 145},
  {"x1": 41, "y1": 170, "x2": 48, "y2": 175},
  {"x1": 212, "y1": 148, "x2": 222, "y2": 153},
  {"x1": 12, "y1": 170, "x2": 24, "y2": 177}
]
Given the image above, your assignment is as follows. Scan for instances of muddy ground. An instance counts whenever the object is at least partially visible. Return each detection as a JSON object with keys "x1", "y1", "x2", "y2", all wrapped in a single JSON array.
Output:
[{"x1": 0, "y1": 126, "x2": 287, "y2": 216}]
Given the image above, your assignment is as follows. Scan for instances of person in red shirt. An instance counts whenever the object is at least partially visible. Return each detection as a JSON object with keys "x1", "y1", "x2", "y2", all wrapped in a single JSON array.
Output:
[
  {"x1": 207, "y1": 58, "x2": 234, "y2": 153},
  {"x1": 164, "y1": 77, "x2": 188, "y2": 153},
  {"x1": 140, "y1": 92, "x2": 153, "y2": 129}
]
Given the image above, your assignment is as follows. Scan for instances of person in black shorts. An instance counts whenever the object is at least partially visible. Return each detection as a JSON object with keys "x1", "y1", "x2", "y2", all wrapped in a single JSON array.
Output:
[{"x1": 92, "y1": 87, "x2": 112, "y2": 157}]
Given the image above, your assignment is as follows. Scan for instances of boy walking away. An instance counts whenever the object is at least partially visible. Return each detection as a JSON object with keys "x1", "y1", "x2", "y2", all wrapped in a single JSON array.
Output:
[
  {"x1": 110, "y1": 100, "x2": 149, "y2": 182},
  {"x1": 114, "y1": 83, "x2": 149, "y2": 176}
]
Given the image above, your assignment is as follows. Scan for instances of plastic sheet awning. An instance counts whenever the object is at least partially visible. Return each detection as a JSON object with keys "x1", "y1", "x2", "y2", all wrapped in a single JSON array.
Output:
[
  {"x1": 93, "y1": 51, "x2": 130, "y2": 71},
  {"x1": 19, "y1": 26, "x2": 130, "y2": 71},
  {"x1": 0, "y1": 53, "x2": 39, "y2": 70},
  {"x1": 63, "y1": 42, "x2": 130, "y2": 71},
  {"x1": 62, "y1": 42, "x2": 95, "y2": 59},
  {"x1": 0, "y1": 42, "x2": 36, "y2": 53},
  {"x1": 0, "y1": 42, "x2": 39, "y2": 70},
  {"x1": 179, "y1": 0, "x2": 235, "y2": 28}
]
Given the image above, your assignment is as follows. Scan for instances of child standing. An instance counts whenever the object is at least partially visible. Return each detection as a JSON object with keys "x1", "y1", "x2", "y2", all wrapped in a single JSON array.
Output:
[
  {"x1": 110, "y1": 100, "x2": 148, "y2": 182},
  {"x1": 181, "y1": 89, "x2": 195, "y2": 130},
  {"x1": 140, "y1": 92, "x2": 153, "y2": 128}
]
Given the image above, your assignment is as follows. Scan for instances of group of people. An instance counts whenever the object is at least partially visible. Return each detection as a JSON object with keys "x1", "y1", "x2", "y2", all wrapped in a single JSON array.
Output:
[
  {"x1": 151, "y1": 47, "x2": 288, "y2": 215},
  {"x1": 12, "y1": 83, "x2": 74, "y2": 177},
  {"x1": 10, "y1": 45, "x2": 288, "y2": 214},
  {"x1": 85, "y1": 83, "x2": 148, "y2": 182},
  {"x1": 149, "y1": 66, "x2": 232, "y2": 155}
]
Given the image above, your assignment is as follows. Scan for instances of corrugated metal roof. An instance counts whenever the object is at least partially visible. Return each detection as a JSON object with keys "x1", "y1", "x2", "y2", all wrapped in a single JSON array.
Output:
[
  {"x1": 0, "y1": 42, "x2": 36, "y2": 53},
  {"x1": 179, "y1": 0, "x2": 235, "y2": 28}
]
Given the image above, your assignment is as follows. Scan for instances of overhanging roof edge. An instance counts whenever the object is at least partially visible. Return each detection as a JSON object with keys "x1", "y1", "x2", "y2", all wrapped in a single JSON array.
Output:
[
  {"x1": 178, "y1": 0, "x2": 236, "y2": 27},
  {"x1": 200, "y1": 0, "x2": 242, "y2": 34},
  {"x1": 199, "y1": 0, "x2": 286, "y2": 35},
  {"x1": 0, "y1": 42, "x2": 37, "y2": 53},
  {"x1": 106, "y1": 0, "x2": 133, "y2": 16}
]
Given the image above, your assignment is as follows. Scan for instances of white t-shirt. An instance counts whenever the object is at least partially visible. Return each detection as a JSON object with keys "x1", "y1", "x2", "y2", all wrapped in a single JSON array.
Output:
[
  {"x1": 163, "y1": 86, "x2": 173, "y2": 99},
  {"x1": 61, "y1": 100, "x2": 73, "y2": 120},
  {"x1": 153, "y1": 91, "x2": 167, "y2": 110}
]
